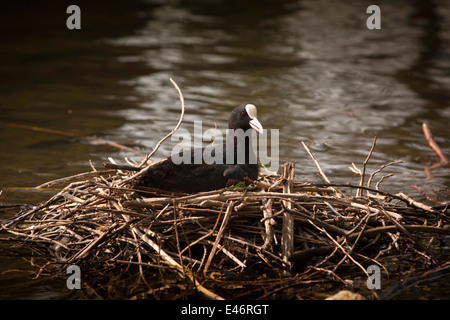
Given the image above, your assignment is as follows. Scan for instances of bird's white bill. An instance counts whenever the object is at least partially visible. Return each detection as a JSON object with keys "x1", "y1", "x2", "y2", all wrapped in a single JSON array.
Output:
[{"x1": 249, "y1": 118, "x2": 263, "y2": 134}]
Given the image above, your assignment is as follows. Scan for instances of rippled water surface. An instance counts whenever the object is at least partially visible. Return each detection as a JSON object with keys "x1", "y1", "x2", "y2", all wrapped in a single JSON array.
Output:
[{"x1": 1, "y1": 0, "x2": 449, "y2": 299}]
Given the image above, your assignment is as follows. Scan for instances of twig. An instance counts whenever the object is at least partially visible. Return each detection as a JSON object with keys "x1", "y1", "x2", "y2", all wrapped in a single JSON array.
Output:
[
  {"x1": 172, "y1": 200, "x2": 186, "y2": 276},
  {"x1": 141, "y1": 78, "x2": 186, "y2": 166},
  {"x1": 301, "y1": 141, "x2": 331, "y2": 184},
  {"x1": 366, "y1": 160, "x2": 402, "y2": 189},
  {"x1": 281, "y1": 162, "x2": 295, "y2": 274},
  {"x1": 203, "y1": 201, "x2": 234, "y2": 273},
  {"x1": 121, "y1": 78, "x2": 186, "y2": 185},
  {"x1": 357, "y1": 136, "x2": 377, "y2": 197},
  {"x1": 375, "y1": 173, "x2": 394, "y2": 190},
  {"x1": 35, "y1": 170, "x2": 117, "y2": 189},
  {"x1": 395, "y1": 192, "x2": 435, "y2": 212},
  {"x1": 301, "y1": 142, "x2": 344, "y2": 198},
  {"x1": 423, "y1": 123, "x2": 449, "y2": 165},
  {"x1": 261, "y1": 197, "x2": 275, "y2": 249},
  {"x1": 283, "y1": 206, "x2": 348, "y2": 237},
  {"x1": 204, "y1": 239, "x2": 246, "y2": 268}
]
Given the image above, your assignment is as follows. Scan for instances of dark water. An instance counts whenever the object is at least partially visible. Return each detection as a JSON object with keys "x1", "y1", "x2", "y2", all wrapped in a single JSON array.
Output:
[{"x1": 1, "y1": 0, "x2": 449, "y2": 299}]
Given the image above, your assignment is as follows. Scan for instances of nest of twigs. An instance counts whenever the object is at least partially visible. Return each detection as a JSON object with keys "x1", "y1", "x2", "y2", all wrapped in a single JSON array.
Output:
[
  {"x1": 1, "y1": 156, "x2": 449, "y2": 299},
  {"x1": 1, "y1": 81, "x2": 450, "y2": 299}
]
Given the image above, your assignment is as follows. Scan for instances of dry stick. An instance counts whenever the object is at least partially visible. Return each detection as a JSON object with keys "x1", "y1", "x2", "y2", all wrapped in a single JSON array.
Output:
[
  {"x1": 301, "y1": 142, "x2": 331, "y2": 184},
  {"x1": 301, "y1": 141, "x2": 342, "y2": 197},
  {"x1": 349, "y1": 201, "x2": 402, "y2": 220},
  {"x1": 124, "y1": 190, "x2": 232, "y2": 207},
  {"x1": 35, "y1": 170, "x2": 117, "y2": 189},
  {"x1": 142, "y1": 78, "x2": 185, "y2": 165},
  {"x1": 375, "y1": 173, "x2": 394, "y2": 190},
  {"x1": 203, "y1": 201, "x2": 234, "y2": 273},
  {"x1": 395, "y1": 192, "x2": 435, "y2": 212},
  {"x1": 119, "y1": 78, "x2": 186, "y2": 187},
  {"x1": 366, "y1": 160, "x2": 403, "y2": 190},
  {"x1": 140, "y1": 79, "x2": 186, "y2": 168},
  {"x1": 422, "y1": 123, "x2": 450, "y2": 179},
  {"x1": 283, "y1": 207, "x2": 348, "y2": 237},
  {"x1": 281, "y1": 162, "x2": 295, "y2": 274},
  {"x1": 172, "y1": 199, "x2": 186, "y2": 277},
  {"x1": 313, "y1": 266, "x2": 348, "y2": 285},
  {"x1": 134, "y1": 237, "x2": 153, "y2": 290},
  {"x1": 357, "y1": 136, "x2": 377, "y2": 197},
  {"x1": 423, "y1": 123, "x2": 449, "y2": 165},
  {"x1": 311, "y1": 182, "x2": 435, "y2": 214},
  {"x1": 261, "y1": 197, "x2": 274, "y2": 249},
  {"x1": 203, "y1": 239, "x2": 246, "y2": 268},
  {"x1": 128, "y1": 189, "x2": 405, "y2": 222},
  {"x1": 125, "y1": 190, "x2": 338, "y2": 207}
]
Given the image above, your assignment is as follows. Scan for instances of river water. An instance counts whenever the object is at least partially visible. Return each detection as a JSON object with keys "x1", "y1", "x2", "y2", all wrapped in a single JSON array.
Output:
[{"x1": 1, "y1": 0, "x2": 449, "y2": 299}]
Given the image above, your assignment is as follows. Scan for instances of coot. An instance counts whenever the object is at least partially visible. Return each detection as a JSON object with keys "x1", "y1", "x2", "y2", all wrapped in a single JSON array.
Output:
[{"x1": 132, "y1": 104, "x2": 263, "y2": 193}]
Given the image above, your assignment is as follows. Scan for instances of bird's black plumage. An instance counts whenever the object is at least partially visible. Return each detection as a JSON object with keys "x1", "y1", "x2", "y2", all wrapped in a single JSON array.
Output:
[{"x1": 132, "y1": 104, "x2": 263, "y2": 194}]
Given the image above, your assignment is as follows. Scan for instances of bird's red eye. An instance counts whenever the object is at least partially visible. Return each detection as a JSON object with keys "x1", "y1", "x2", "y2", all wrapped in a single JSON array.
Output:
[{"x1": 241, "y1": 112, "x2": 245, "y2": 117}]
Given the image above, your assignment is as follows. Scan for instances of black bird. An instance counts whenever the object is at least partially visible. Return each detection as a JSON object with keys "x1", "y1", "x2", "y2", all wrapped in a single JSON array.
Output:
[{"x1": 132, "y1": 104, "x2": 263, "y2": 194}]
